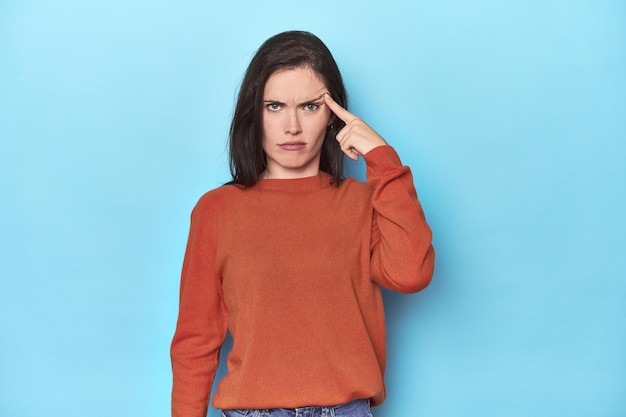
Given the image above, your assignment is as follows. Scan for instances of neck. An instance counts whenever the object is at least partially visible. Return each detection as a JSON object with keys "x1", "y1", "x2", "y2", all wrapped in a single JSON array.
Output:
[{"x1": 261, "y1": 169, "x2": 321, "y2": 180}]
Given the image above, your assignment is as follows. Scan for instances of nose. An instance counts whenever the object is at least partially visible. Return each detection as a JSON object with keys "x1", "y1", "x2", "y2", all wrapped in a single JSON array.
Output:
[{"x1": 284, "y1": 110, "x2": 302, "y2": 135}]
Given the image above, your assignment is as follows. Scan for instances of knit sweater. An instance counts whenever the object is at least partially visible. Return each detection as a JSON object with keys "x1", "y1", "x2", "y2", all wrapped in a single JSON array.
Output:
[{"x1": 171, "y1": 146, "x2": 435, "y2": 417}]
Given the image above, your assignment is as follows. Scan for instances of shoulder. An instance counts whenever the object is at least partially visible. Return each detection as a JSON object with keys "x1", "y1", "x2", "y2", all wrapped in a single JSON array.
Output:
[
  {"x1": 338, "y1": 176, "x2": 373, "y2": 198},
  {"x1": 192, "y1": 184, "x2": 243, "y2": 215}
]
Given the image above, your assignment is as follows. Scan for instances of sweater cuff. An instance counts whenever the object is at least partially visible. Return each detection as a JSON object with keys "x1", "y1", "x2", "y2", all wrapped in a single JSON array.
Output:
[{"x1": 363, "y1": 145, "x2": 403, "y2": 172}]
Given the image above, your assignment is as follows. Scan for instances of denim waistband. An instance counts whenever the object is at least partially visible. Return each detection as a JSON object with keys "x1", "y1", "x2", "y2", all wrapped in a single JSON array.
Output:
[{"x1": 221, "y1": 398, "x2": 371, "y2": 417}]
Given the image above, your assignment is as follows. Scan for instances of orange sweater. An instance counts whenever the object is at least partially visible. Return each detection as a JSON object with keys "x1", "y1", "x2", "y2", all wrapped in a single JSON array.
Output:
[{"x1": 171, "y1": 146, "x2": 435, "y2": 417}]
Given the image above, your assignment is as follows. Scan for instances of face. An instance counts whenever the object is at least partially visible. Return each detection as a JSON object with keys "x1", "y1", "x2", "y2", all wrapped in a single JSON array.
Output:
[{"x1": 261, "y1": 67, "x2": 331, "y2": 179}]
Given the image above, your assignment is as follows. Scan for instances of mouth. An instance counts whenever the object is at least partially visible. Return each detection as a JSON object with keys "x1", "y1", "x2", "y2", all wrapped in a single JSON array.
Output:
[{"x1": 278, "y1": 142, "x2": 306, "y2": 151}]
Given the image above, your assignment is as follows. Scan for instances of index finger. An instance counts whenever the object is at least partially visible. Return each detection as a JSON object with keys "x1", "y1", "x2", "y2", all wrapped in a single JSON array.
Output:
[{"x1": 324, "y1": 93, "x2": 356, "y2": 123}]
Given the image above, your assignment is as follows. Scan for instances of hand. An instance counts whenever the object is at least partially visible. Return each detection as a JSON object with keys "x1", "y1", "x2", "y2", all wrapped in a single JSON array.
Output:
[{"x1": 324, "y1": 93, "x2": 388, "y2": 160}]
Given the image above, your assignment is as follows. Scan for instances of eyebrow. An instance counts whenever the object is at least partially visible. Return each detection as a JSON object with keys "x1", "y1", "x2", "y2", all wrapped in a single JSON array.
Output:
[{"x1": 263, "y1": 94, "x2": 326, "y2": 107}]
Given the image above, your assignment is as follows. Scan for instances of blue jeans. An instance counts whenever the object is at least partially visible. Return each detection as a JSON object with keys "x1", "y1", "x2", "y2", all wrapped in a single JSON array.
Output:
[{"x1": 221, "y1": 399, "x2": 372, "y2": 417}]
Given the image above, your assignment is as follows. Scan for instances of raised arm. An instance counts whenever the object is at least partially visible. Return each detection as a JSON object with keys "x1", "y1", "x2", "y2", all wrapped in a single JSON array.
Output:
[
  {"x1": 365, "y1": 146, "x2": 435, "y2": 292},
  {"x1": 325, "y1": 94, "x2": 435, "y2": 292}
]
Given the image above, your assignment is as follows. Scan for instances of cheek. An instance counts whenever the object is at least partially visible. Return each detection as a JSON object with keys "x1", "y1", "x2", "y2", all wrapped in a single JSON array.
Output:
[
  {"x1": 262, "y1": 115, "x2": 281, "y2": 138},
  {"x1": 306, "y1": 111, "x2": 331, "y2": 135},
  {"x1": 261, "y1": 117, "x2": 273, "y2": 151}
]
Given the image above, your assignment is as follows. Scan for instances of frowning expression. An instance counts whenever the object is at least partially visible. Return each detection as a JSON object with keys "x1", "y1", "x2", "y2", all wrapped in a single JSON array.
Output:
[{"x1": 261, "y1": 67, "x2": 331, "y2": 179}]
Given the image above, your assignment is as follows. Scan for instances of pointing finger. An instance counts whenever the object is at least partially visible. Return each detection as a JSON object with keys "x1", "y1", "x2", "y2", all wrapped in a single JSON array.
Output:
[{"x1": 324, "y1": 93, "x2": 356, "y2": 123}]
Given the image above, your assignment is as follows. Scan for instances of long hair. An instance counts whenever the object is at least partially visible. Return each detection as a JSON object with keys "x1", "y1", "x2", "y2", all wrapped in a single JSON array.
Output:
[{"x1": 228, "y1": 31, "x2": 348, "y2": 187}]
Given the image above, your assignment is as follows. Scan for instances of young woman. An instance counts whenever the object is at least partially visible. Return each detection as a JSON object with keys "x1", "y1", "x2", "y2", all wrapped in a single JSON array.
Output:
[{"x1": 171, "y1": 31, "x2": 435, "y2": 417}]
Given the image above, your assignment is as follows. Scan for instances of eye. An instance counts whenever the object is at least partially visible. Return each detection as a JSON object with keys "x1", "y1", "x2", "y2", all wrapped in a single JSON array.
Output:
[
  {"x1": 266, "y1": 103, "x2": 281, "y2": 112},
  {"x1": 303, "y1": 103, "x2": 319, "y2": 112}
]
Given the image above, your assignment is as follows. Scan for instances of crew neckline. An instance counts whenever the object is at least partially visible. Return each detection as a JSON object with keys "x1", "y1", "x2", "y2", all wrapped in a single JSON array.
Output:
[{"x1": 254, "y1": 172, "x2": 335, "y2": 193}]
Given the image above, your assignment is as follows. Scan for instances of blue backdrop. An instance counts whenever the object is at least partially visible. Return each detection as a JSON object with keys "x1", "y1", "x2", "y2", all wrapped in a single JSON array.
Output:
[{"x1": 1, "y1": 1, "x2": 624, "y2": 416}]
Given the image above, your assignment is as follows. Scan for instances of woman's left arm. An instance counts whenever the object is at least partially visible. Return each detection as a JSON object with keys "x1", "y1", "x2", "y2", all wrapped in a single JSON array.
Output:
[
  {"x1": 325, "y1": 94, "x2": 435, "y2": 292},
  {"x1": 364, "y1": 146, "x2": 435, "y2": 292}
]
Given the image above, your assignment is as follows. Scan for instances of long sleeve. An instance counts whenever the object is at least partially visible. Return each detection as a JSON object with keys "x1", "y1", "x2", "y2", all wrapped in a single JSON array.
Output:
[
  {"x1": 364, "y1": 145, "x2": 435, "y2": 293},
  {"x1": 171, "y1": 195, "x2": 228, "y2": 417}
]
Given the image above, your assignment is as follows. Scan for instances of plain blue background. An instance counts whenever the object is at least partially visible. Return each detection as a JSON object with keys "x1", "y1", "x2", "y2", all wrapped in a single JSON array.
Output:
[{"x1": 1, "y1": 1, "x2": 625, "y2": 416}]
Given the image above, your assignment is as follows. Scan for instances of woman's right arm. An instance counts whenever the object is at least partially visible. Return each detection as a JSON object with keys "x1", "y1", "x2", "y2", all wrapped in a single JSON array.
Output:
[{"x1": 171, "y1": 196, "x2": 228, "y2": 417}]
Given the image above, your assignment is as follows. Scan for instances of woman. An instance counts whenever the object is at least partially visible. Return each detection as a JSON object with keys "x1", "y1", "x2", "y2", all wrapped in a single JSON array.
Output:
[{"x1": 171, "y1": 31, "x2": 435, "y2": 417}]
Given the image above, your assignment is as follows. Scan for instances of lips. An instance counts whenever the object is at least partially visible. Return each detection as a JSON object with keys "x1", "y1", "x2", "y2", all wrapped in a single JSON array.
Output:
[{"x1": 278, "y1": 142, "x2": 306, "y2": 151}]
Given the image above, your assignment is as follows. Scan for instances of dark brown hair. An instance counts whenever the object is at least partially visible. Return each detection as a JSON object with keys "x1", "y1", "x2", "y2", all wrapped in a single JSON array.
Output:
[{"x1": 228, "y1": 31, "x2": 348, "y2": 187}]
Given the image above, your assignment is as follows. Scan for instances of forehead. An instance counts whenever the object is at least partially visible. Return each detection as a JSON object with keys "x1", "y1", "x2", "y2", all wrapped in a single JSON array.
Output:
[{"x1": 263, "y1": 67, "x2": 327, "y2": 99}]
